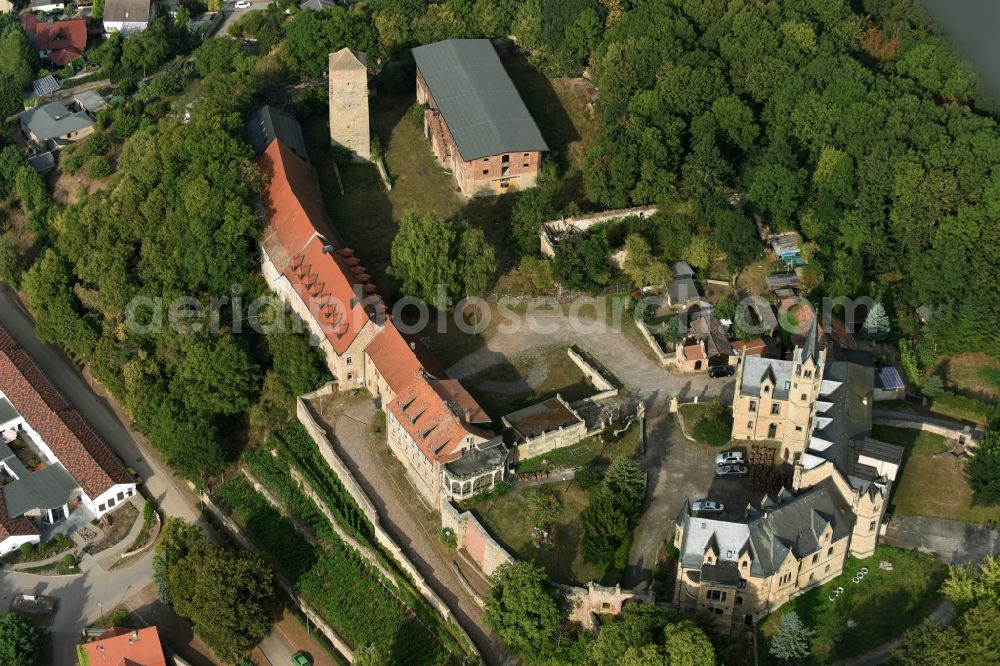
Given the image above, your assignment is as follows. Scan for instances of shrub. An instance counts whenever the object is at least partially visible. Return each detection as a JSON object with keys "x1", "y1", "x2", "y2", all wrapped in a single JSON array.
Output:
[
  {"x1": 107, "y1": 608, "x2": 132, "y2": 627},
  {"x1": 19, "y1": 542, "x2": 33, "y2": 556},
  {"x1": 692, "y1": 399, "x2": 733, "y2": 446},
  {"x1": 921, "y1": 375, "x2": 944, "y2": 398},
  {"x1": 573, "y1": 464, "x2": 601, "y2": 490},
  {"x1": 143, "y1": 500, "x2": 155, "y2": 522},
  {"x1": 86, "y1": 156, "x2": 112, "y2": 179},
  {"x1": 437, "y1": 527, "x2": 457, "y2": 550},
  {"x1": 61, "y1": 553, "x2": 76, "y2": 567}
]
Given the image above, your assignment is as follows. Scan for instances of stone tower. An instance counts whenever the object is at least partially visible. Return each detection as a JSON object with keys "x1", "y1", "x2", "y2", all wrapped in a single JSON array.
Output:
[
  {"x1": 328, "y1": 48, "x2": 370, "y2": 161},
  {"x1": 779, "y1": 318, "x2": 826, "y2": 463}
]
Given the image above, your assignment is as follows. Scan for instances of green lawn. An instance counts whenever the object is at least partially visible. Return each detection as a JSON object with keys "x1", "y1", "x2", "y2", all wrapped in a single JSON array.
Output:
[
  {"x1": 460, "y1": 480, "x2": 609, "y2": 586},
  {"x1": 515, "y1": 421, "x2": 642, "y2": 474},
  {"x1": 757, "y1": 546, "x2": 946, "y2": 664},
  {"x1": 875, "y1": 425, "x2": 1000, "y2": 523},
  {"x1": 461, "y1": 423, "x2": 641, "y2": 584},
  {"x1": 679, "y1": 401, "x2": 733, "y2": 446}
]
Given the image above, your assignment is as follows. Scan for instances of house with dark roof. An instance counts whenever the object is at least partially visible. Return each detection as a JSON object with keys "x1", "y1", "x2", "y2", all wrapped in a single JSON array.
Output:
[
  {"x1": 673, "y1": 478, "x2": 855, "y2": 631},
  {"x1": 412, "y1": 39, "x2": 548, "y2": 197},
  {"x1": 102, "y1": 0, "x2": 152, "y2": 35},
  {"x1": 18, "y1": 100, "x2": 95, "y2": 150},
  {"x1": 675, "y1": 315, "x2": 733, "y2": 372},
  {"x1": 665, "y1": 261, "x2": 701, "y2": 309},
  {"x1": 0, "y1": 326, "x2": 135, "y2": 554},
  {"x1": 246, "y1": 104, "x2": 309, "y2": 162}
]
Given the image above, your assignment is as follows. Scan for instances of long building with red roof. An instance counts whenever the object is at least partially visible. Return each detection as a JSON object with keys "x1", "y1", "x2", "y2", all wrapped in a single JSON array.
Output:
[
  {"x1": 0, "y1": 326, "x2": 135, "y2": 554},
  {"x1": 256, "y1": 137, "x2": 508, "y2": 503}
]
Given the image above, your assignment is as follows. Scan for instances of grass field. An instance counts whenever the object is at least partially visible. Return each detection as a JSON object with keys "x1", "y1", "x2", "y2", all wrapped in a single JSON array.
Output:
[
  {"x1": 460, "y1": 344, "x2": 594, "y2": 418},
  {"x1": 461, "y1": 422, "x2": 641, "y2": 585},
  {"x1": 757, "y1": 546, "x2": 945, "y2": 664},
  {"x1": 875, "y1": 425, "x2": 1000, "y2": 523},
  {"x1": 461, "y1": 480, "x2": 608, "y2": 586},
  {"x1": 934, "y1": 353, "x2": 1000, "y2": 402}
]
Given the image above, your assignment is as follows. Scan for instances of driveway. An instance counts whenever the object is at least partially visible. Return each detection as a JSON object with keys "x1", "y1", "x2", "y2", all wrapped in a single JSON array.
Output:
[
  {"x1": 215, "y1": 0, "x2": 269, "y2": 37},
  {"x1": 885, "y1": 515, "x2": 1000, "y2": 564},
  {"x1": 622, "y1": 413, "x2": 718, "y2": 591},
  {"x1": 444, "y1": 310, "x2": 735, "y2": 413},
  {"x1": 311, "y1": 395, "x2": 516, "y2": 665}
]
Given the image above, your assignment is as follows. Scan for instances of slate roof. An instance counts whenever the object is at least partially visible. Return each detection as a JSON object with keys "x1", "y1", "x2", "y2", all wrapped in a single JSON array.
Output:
[
  {"x1": 3, "y1": 463, "x2": 79, "y2": 517},
  {"x1": 412, "y1": 39, "x2": 548, "y2": 161},
  {"x1": 690, "y1": 316, "x2": 732, "y2": 358},
  {"x1": 246, "y1": 104, "x2": 309, "y2": 162},
  {"x1": 27, "y1": 152, "x2": 56, "y2": 174},
  {"x1": 679, "y1": 479, "x2": 855, "y2": 579},
  {"x1": 18, "y1": 101, "x2": 93, "y2": 143},
  {"x1": 666, "y1": 275, "x2": 699, "y2": 305},
  {"x1": 444, "y1": 437, "x2": 508, "y2": 478},
  {"x1": 0, "y1": 326, "x2": 132, "y2": 499},
  {"x1": 740, "y1": 356, "x2": 793, "y2": 399},
  {"x1": 103, "y1": 0, "x2": 151, "y2": 23}
]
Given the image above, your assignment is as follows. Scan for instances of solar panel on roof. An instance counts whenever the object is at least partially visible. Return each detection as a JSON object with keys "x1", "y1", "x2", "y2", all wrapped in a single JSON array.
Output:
[
  {"x1": 879, "y1": 367, "x2": 905, "y2": 390},
  {"x1": 31, "y1": 75, "x2": 60, "y2": 98}
]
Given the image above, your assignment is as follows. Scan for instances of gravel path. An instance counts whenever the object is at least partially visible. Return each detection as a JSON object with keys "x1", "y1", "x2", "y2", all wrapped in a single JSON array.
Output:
[
  {"x1": 446, "y1": 313, "x2": 734, "y2": 412},
  {"x1": 313, "y1": 397, "x2": 516, "y2": 665}
]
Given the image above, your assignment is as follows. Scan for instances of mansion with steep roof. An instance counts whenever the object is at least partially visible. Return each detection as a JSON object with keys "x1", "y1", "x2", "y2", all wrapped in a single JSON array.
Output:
[{"x1": 674, "y1": 321, "x2": 903, "y2": 631}]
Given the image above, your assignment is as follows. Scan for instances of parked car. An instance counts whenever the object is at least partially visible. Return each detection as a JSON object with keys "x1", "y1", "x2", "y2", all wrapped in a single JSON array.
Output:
[
  {"x1": 235, "y1": 0, "x2": 252, "y2": 7},
  {"x1": 716, "y1": 464, "x2": 748, "y2": 478},
  {"x1": 691, "y1": 500, "x2": 725, "y2": 515},
  {"x1": 715, "y1": 449, "x2": 745, "y2": 466},
  {"x1": 292, "y1": 653, "x2": 311, "y2": 666},
  {"x1": 709, "y1": 365, "x2": 735, "y2": 378}
]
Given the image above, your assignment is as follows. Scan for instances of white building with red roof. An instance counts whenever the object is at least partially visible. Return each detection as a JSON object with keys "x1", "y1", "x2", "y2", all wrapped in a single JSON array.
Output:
[
  {"x1": 0, "y1": 326, "x2": 135, "y2": 554},
  {"x1": 256, "y1": 137, "x2": 508, "y2": 503}
]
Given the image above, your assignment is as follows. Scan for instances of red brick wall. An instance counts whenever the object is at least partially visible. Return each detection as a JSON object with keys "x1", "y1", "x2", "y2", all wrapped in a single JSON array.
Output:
[{"x1": 460, "y1": 150, "x2": 541, "y2": 185}]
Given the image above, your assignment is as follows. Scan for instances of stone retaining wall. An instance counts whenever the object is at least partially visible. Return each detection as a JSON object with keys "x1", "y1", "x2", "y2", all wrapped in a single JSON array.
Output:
[
  {"x1": 295, "y1": 398, "x2": 479, "y2": 658},
  {"x1": 567, "y1": 347, "x2": 617, "y2": 400},
  {"x1": 439, "y1": 499, "x2": 515, "y2": 577},
  {"x1": 873, "y1": 417, "x2": 981, "y2": 446},
  {"x1": 636, "y1": 319, "x2": 673, "y2": 366}
]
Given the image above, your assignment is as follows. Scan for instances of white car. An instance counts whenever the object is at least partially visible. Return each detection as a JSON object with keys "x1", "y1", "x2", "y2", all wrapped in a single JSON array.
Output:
[
  {"x1": 691, "y1": 500, "x2": 725, "y2": 515},
  {"x1": 715, "y1": 449, "x2": 745, "y2": 466},
  {"x1": 235, "y1": 0, "x2": 251, "y2": 8}
]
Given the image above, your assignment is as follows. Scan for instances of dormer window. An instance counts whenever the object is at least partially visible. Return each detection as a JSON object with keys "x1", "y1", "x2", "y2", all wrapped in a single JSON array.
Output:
[
  {"x1": 804, "y1": 370, "x2": 812, "y2": 378},
  {"x1": 763, "y1": 385, "x2": 770, "y2": 393},
  {"x1": 741, "y1": 560, "x2": 748, "y2": 569}
]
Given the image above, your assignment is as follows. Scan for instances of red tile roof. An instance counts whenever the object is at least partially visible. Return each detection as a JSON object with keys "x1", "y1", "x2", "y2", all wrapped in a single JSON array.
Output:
[
  {"x1": 258, "y1": 139, "x2": 381, "y2": 355},
  {"x1": 388, "y1": 372, "x2": 492, "y2": 464},
  {"x1": 732, "y1": 338, "x2": 767, "y2": 356},
  {"x1": 20, "y1": 15, "x2": 88, "y2": 66},
  {"x1": 81, "y1": 627, "x2": 167, "y2": 666},
  {"x1": 682, "y1": 343, "x2": 706, "y2": 360},
  {"x1": 0, "y1": 326, "x2": 132, "y2": 499}
]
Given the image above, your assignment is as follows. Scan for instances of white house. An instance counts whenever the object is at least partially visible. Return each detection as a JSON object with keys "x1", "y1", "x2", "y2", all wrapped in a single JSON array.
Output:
[
  {"x1": 102, "y1": 0, "x2": 152, "y2": 34},
  {"x1": 0, "y1": 327, "x2": 136, "y2": 554}
]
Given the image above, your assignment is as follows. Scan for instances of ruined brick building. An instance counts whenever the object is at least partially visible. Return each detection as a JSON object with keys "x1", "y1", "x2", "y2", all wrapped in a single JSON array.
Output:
[{"x1": 412, "y1": 39, "x2": 548, "y2": 197}]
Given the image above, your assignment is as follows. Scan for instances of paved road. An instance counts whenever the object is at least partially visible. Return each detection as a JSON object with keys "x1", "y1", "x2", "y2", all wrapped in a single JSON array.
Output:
[
  {"x1": 623, "y1": 413, "x2": 717, "y2": 592},
  {"x1": 885, "y1": 515, "x2": 1000, "y2": 564},
  {"x1": 0, "y1": 552, "x2": 156, "y2": 664},
  {"x1": 215, "y1": 0, "x2": 269, "y2": 37},
  {"x1": 0, "y1": 289, "x2": 310, "y2": 664},
  {"x1": 313, "y1": 395, "x2": 516, "y2": 665}
]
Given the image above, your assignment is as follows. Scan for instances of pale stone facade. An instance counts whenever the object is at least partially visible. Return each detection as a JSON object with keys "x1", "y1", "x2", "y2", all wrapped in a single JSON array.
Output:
[{"x1": 328, "y1": 48, "x2": 370, "y2": 161}]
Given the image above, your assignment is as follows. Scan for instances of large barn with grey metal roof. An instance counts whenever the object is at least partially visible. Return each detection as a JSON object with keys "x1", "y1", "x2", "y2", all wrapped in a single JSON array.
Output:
[{"x1": 412, "y1": 39, "x2": 548, "y2": 197}]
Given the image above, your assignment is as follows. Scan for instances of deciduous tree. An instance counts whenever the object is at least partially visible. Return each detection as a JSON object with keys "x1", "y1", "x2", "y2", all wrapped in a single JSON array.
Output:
[{"x1": 484, "y1": 561, "x2": 560, "y2": 655}]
